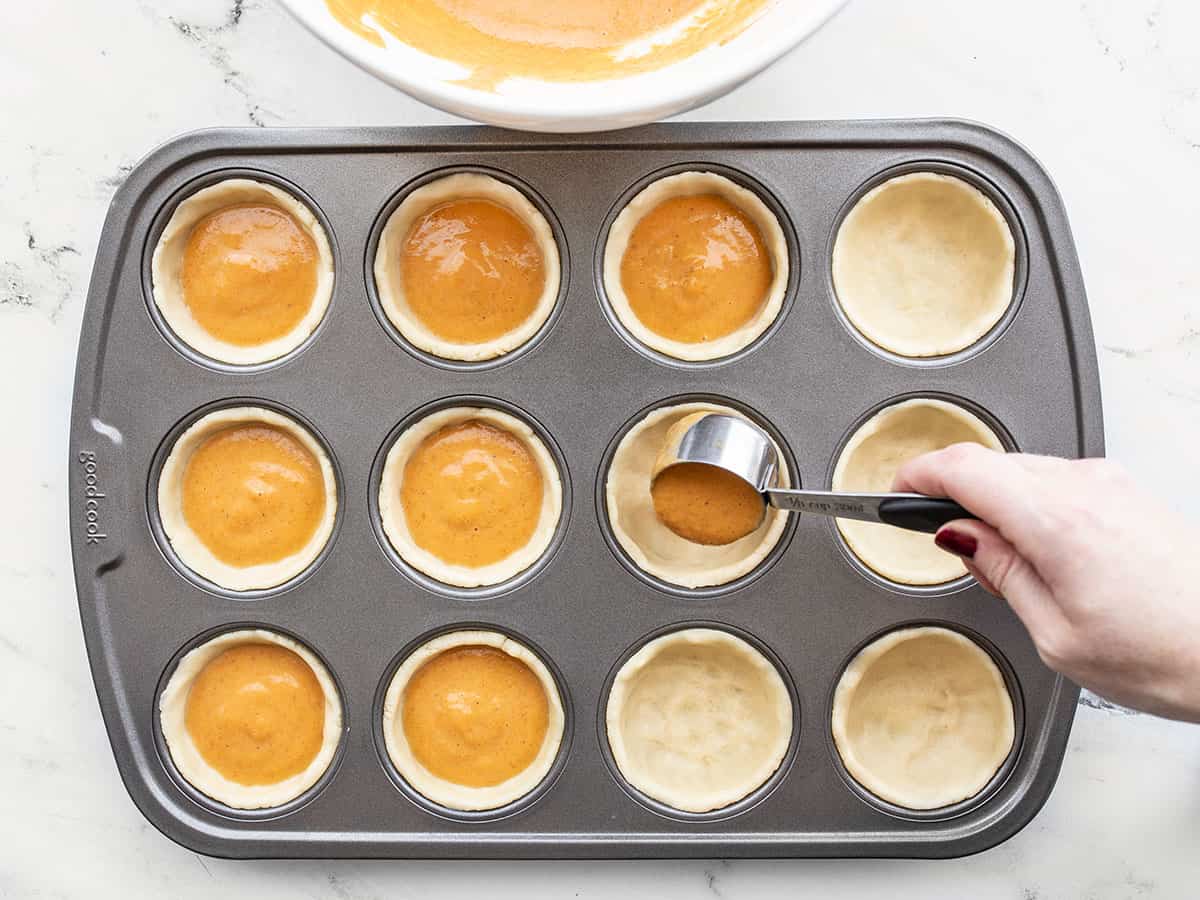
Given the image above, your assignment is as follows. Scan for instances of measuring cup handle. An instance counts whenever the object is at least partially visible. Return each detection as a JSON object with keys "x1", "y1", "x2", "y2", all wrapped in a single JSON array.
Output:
[{"x1": 877, "y1": 497, "x2": 974, "y2": 534}]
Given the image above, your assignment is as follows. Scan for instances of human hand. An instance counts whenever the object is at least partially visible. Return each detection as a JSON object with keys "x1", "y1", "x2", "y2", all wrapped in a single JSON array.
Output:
[{"x1": 894, "y1": 445, "x2": 1200, "y2": 723}]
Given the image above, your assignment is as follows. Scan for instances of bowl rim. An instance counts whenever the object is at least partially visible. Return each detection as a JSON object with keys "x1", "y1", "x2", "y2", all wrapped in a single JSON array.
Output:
[{"x1": 275, "y1": 0, "x2": 852, "y2": 129}]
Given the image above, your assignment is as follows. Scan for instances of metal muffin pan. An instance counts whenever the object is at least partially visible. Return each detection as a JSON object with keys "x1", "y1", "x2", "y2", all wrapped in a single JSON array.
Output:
[{"x1": 68, "y1": 121, "x2": 1102, "y2": 859}]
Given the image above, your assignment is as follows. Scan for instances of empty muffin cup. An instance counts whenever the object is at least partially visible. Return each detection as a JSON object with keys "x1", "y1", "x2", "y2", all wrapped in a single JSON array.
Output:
[
  {"x1": 605, "y1": 627, "x2": 792, "y2": 814},
  {"x1": 832, "y1": 170, "x2": 1016, "y2": 358},
  {"x1": 831, "y1": 626, "x2": 1016, "y2": 811}
]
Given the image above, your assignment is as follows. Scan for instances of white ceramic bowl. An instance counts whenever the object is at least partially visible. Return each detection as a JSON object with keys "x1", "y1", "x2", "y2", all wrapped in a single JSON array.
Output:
[{"x1": 277, "y1": 0, "x2": 850, "y2": 132}]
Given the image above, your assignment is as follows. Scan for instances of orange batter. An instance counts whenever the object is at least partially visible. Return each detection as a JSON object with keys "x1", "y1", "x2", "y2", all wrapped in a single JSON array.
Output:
[
  {"x1": 402, "y1": 645, "x2": 550, "y2": 787},
  {"x1": 184, "y1": 643, "x2": 326, "y2": 786},
  {"x1": 181, "y1": 424, "x2": 327, "y2": 567},
  {"x1": 325, "y1": 0, "x2": 769, "y2": 87},
  {"x1": 621, "y1": 194, "x2": 772, "y2": 344},
  {"x1": 400, "y1": 420, "x2": 544, "y2": 567},
  {"x1": 651, "y1": 462, "x2": 765, "y2": 545},
  {"x1": 401, "y1": 198, "x2": 545, "y2": 344},
  {"x1": 180, "y1": 203, "x2": 319, "y2": 346}
]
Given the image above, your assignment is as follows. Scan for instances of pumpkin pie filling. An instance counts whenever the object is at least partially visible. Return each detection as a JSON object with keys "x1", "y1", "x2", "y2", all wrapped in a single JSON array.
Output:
[
  {"x1": 605, "y1": 402, "x2": 791, "y2": 589},
  {"x1": 621, "y1": 194, "x2": 772, "y2": 344},
  {"x1": 374, "y1": 173, "x2": 561, "y2": 362},
  {"x1": 400, "y1": 198, "x2": 546, "y2": 345},
  {"x1": 402, "y1": 645, "x2": 550, "y2": 788},
  {"x1": 325, "y1": 0, "x2": 769, "y2": 87},
  {"x1": 159, "y1": 628, "x2": 343, "y2": 809},
  {"x1": 400, "y1": 419, "x2": 544, "y2": 568},
  {"x1": 180, "y1": 203, "x2": 320, "y2": 347},
  {"x1": 651, "y1": 462, "x2": 765, "y2": 546},
  {"x1": 184, "y1": 643, "x2": 326, "y2": 786},
  {"x1": 181, "y1": 423, "x2": 327, "y2": 568},
  {"x1": 151, "y1": 179, "x2": 334, "y2": 366},
  {"x1": 603, "y1": 172, "x2": 788, "y2": 362},
  {"x1": 382, "y1": 630, "x2": 565, "y2": 810}
]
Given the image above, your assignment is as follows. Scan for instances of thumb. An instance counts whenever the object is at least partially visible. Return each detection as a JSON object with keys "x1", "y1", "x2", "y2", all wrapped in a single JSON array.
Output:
[{"x1": 935, "y1": 519, "x2": 1068, "y2": 640}]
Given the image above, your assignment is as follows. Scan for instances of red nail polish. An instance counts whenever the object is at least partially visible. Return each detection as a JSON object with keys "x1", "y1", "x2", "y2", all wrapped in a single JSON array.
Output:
[{"x1": 935, "y1": 528, "x2": 977, "y2": 559}]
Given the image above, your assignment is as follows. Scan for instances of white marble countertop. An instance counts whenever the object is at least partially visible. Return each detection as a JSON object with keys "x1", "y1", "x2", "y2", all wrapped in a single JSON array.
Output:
[{"x1": 3, "y1": 0, "x2": 1199, "y2": 896}]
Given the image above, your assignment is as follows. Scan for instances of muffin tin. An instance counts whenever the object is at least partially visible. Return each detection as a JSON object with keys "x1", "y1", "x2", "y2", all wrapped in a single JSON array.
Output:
[{"x1": 68, "y1": 121, "x2": 1102, "y2": 858}]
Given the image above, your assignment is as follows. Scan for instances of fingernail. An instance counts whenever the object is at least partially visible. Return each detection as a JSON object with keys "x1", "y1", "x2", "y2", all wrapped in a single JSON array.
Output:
[{"x1": 935, "y1": 528, "x2": 977, "y2": 559}]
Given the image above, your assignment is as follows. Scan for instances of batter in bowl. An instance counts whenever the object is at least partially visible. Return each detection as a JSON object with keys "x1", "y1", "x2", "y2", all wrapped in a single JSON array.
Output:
[{"x1": 327, "y1": 0, "x2": 772, "y2": 87}]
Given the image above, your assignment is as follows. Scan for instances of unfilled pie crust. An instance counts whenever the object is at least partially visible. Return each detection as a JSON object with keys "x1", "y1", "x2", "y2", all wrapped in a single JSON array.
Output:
[
  {"x1": 606, "y1": 628, "x2": 791, "y2": 813},
  {"x1": 832, "y1": 626, "x2": 1015, "y2": 810},
  {"x1": 832, "y1": 171, "x2": 1016, "y2": 358},
  {"x1": 832, "y1": 398, "x2": 1005, "y2": 585}
]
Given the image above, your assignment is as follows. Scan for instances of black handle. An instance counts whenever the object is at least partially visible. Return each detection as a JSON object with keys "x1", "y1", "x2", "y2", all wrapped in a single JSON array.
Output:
[{"x1": 877, "y1": 497, "x2": 974, "y2": 534}]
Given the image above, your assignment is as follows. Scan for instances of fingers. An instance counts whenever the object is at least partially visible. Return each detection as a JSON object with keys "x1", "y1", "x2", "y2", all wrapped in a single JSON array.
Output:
[
  {"x1": 893, "y1": 445, "x2": 1062, "y2": 562},
  {"x1": 935, "y1": 519, "x2": 1070, "y2": 648},
  {"x1": 962, "y1": 559, "x2": 1001, "y2": 597}
]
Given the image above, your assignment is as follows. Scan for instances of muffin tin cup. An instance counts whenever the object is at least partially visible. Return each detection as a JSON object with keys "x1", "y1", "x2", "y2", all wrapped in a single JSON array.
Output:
[
  {"x1": 827, "y1": 159, "x2": 1031, "y2": 369},
  {"x1": 596, "y1": 392, "x2": 800, "y2": 600},
  {"x1": 147, "y1": 396, "x2": 347, "y2": 601},
  {"x1": 824, "y1": 620, "x2": 1027, "y2": 823},
  {"x1": 368, "y1": 394, "x2": 573, "y2": 602},
  {"x1": 69, "y1": 121, "x2": 1101, "y2": 859},
  {"x1": 365, "y1": 165, "x2": 571, "y2": 373},
  {"x1": 597, "y1": 620, "x2": 802, "y2": 824},
  {"x1": 825, "y1": 390, "x2": 1019, "y2": 598},
  {"x1": 371, "y1": 622, "x2": 575, "y2": 824},
  {"x1": 141, "y1": 167, "x2": 340, "y2": 374},
  {"x1": 151, "y1": 622, "x2": 351, "y2": 823},
  {"x1": 594, "y1": 161, "x2": 802, "y2": 371}
]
